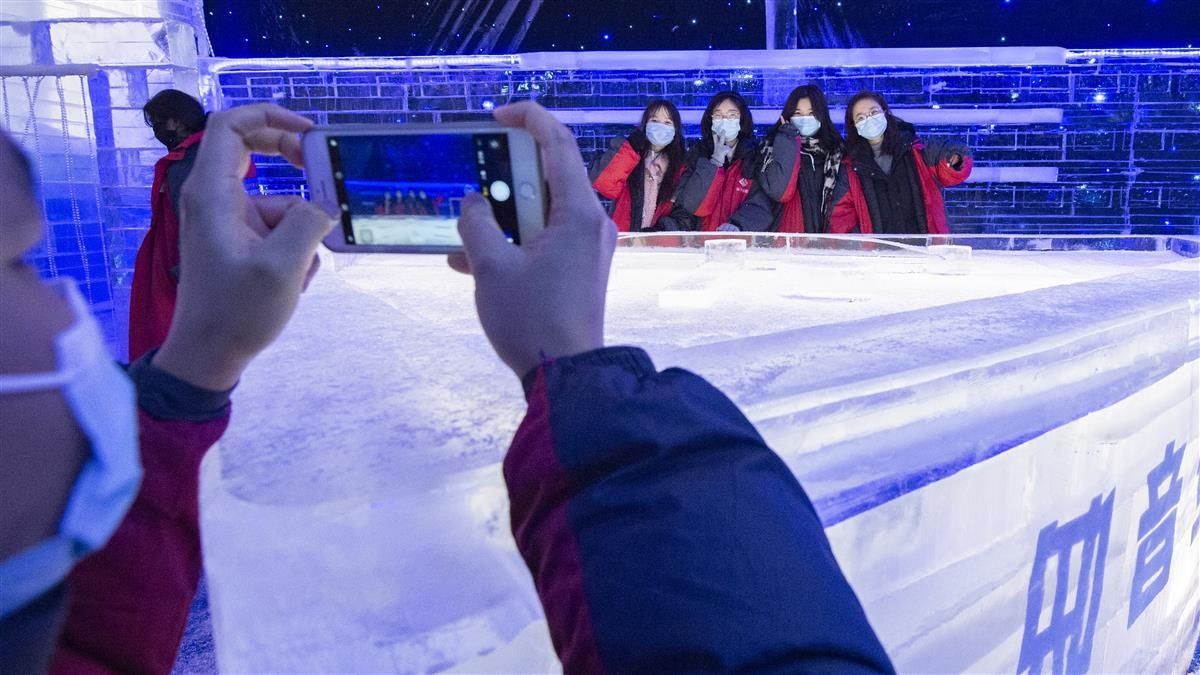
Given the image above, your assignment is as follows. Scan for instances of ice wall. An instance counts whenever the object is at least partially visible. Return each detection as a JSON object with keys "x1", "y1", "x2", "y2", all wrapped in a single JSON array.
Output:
[
  {"x1": 207, "y1": 47, "x2": 1200, "y2": 236},
  {"x1": 0, "y1": 0, "x2": 208, "y2": 356}
]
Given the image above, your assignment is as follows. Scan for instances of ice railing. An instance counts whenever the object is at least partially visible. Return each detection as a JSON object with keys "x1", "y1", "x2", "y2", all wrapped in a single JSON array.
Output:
[{"x1": 616, "y1": 232, "x2": 1200, "y2": 261}]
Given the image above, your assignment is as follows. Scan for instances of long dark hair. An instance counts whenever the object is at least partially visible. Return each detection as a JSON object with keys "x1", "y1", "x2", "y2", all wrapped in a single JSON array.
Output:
[
  {"x1": 697, "y1": 91, "x2": 755, "y2": 159},
  {"x1": 639, "y1": 99, "x2": 686, "y2": 202},
  {"x1": 142, "y1": 89, "x2": 208, "y2": 132},
  {"x1": 844, "y1": 90, "x2": 908, "y2": 158},
  {"x1": 771, "y1": 83, "x2": 843, "y2": 154}
]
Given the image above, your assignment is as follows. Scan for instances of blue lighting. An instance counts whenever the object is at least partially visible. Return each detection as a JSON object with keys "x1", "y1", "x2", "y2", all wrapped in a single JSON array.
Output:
[
  {"x1": 481, "y1": 100, "x2": 495, "y2": 110},
  {"x1": 1092, "y1": 91, "x2": 1108, "y2": 102}
]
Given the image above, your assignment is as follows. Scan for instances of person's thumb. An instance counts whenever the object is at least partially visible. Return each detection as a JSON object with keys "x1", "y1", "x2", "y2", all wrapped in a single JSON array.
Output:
[
  {"x1": 457, "y1": 192, "x2": 515, "y2": 277},
  {"x1": 262, "y1": 200, "x2": 337, "y2": 283}
]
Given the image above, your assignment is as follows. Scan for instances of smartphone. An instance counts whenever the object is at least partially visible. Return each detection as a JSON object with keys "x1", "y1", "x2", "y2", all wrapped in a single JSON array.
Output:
[{"x1": 303, "y1": 123, "x2": 545, "y2": 253}]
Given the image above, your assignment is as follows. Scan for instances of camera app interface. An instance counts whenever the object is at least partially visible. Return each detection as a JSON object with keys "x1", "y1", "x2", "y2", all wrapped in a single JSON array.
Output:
[{"x1": 328, "y1": 132, "x2": 518, "y2": 247}]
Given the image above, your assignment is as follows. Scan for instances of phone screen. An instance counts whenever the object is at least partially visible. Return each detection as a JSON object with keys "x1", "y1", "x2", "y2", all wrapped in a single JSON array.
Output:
[{"x1": 326, "y1": 132, "x2": 520, "y2": 247}]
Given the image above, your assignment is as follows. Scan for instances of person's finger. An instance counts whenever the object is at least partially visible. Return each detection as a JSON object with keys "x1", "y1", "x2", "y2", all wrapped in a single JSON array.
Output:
[
  {"x1": 301, "y1": 252, "x2": 321, "y2": 291},
  {"x1": 254, "y1": 194, "x2": 308, "y2": 228},
  {"x1": 244, "y1": 199, "x2": 271, "y2": 238},
  {"x1": 446, "y1": 252, "x2": 472, "y2": 275},
  {"x1": 493, "y1": 102, "x2": 597, "y2": 222},
  {"x1": 243, "y1": 128, "x2": 305, "y2": 168},
  {"x1": 183, "y1": 105, "x2": 312, "y2": 250},
  {"x1": 457, "y1": 192, "x2": 515, "y2": 276},
  {"x1": 258, "y1": 200, "x2": 337, "y2": 280},
  {"x1": 191, "y1": 104, "x2": 311, "y2": 183}
]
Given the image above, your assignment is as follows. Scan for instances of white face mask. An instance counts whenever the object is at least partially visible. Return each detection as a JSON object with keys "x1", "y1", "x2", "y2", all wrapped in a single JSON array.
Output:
[
  {"x1": 644, "y1": 121, "x2": 675, "y2": 148},
  {"x1": 855, "y1": 112, "x2": 888, "y2": 141},
  {"x1": 0, "y1": 278, "x2": 141, "y2": 618},
  {"x1": 790, "y1": 115, "x2": 822, "y2": 137},
  {"x1": 712, "y1": 118, "x2": 741, "y2": 142}
]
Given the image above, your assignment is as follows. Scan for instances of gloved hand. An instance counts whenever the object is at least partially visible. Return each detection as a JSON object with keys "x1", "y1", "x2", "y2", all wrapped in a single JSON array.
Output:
[{"x1": 710, "y1": 134, "x2": 735, "y2": 166}]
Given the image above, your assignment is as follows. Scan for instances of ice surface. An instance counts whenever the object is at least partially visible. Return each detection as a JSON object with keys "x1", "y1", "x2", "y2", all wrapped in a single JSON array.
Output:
[{"x1": 201, "y1": 236, "x2": 1198, "y2": 672}]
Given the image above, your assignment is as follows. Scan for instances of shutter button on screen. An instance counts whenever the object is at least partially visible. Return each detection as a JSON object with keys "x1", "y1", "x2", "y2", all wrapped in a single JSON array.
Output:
[
  {"x1": 489, "y1": 180, "x2": 511, "y2": 202},
  {"x1": 518, "y1": 182, "x2": 536, "y2": 199}
]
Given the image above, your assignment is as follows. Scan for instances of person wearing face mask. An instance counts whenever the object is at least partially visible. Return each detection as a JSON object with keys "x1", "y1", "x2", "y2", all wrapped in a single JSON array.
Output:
[
  {"x1": 830, "y1": 91, "x2": 972, "y2": 236},
  {"x1": 589, "y1": 99, "x2": 687, "y2": 232},
  {"x1": 661, "y1": 91, "x2": 771, "y2": 233},
  {"x1": 3, "y1": 102, "x2": 896, "y2": 673},
  {"x1": 0, "y1": 107, "x2": 334, "y2": 672},
  {"x1": 129, "y1": 90, "x2": 257, "y2": 362},
  {"x1": 755, "y1": 84, "x2": 845, "y2": 234}
]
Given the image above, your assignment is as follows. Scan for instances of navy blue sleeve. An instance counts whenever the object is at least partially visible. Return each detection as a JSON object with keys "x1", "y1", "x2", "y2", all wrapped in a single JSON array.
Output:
[{"x1": 505, "y1": 346, "x2": 895, "y2": 674}]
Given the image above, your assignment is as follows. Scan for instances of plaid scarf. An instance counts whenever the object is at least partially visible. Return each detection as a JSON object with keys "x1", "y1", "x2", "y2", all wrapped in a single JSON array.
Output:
[
  {"x1": 801, "y1": 135, "x2": 843, "y2": 221},
  {"x1": 763, "y1": 134, "x2": 843, "y2": 219}
]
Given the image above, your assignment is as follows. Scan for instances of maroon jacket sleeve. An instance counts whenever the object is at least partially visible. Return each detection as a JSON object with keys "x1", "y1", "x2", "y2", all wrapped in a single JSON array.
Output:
[
  {"x1": 51, "y1": 354, "x2": 232, "y2": 675},
  {"x1": 505, "y1": 347, "x2": 894, "y2": 673},
  {"x1": 918, "y1": 137, "x2": 973, "y2": 187},
  {"x1": 673, "y1": 152, "x2": 724, "y2": 217},
  {"x1": 829, "y1": 165, "x2": 863, "y2": 234},
  {"x1": 759, "y1": 129, "x2": 802, "y2": 203}
]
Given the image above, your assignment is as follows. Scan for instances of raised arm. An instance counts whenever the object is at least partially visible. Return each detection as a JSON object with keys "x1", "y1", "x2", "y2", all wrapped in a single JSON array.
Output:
[
  {"x1": 759, "y1": 127, "x2": 802, "y2": 202},
  {"x1": 507, "y1": 347, "x2": 895, "y2": 673},
  {"x1": 451, "y1": 101, "x2": 894, "y2": 674},
  {"x1": 919, "y1": 137, "x2": 973, "y2": 187},
  {"x1": 589, "y1": 132, "x2": 643, "y2": 200},
  {"x1": 51, "y1": 104, "x2": 336, "y2": 674}
]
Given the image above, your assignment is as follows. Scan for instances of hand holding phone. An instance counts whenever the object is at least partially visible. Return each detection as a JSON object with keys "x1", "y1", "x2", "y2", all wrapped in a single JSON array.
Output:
[
  {"x1": 304, "y1": 122, "x2": 546, "y2": 253},
  {"x1": 448, "y1": 102, "x2": 617, "y2": 379}
]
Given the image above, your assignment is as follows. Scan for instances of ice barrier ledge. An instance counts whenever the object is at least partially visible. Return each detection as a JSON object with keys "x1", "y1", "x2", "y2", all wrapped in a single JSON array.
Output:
[{"x1": 657, "y1": 264, "x2": 1200, "y2": 674}]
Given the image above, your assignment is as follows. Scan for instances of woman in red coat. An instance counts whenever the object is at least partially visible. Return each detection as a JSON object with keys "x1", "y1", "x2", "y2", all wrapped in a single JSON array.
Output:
[
  {"x1": 589, "y1": 99, "x2": 687, "y2": 232},
  {"x1": 128, "y1": 90, "x2": 208, "y2": 361},
  {"x1": 755, "y1": 83, "x2": 845, "y2": 234},
  {"x1": 830, "y1": 91, "x2": 972, "y2": 236},
  {"x1": 662, "y1": 91, "x2": 771, "y2": 233}
]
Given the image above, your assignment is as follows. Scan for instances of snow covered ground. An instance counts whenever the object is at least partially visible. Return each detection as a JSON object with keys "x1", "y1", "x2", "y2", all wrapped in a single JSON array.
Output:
[{"x1": 197, "y1": 236, "x2": 1200, "y2": 672}]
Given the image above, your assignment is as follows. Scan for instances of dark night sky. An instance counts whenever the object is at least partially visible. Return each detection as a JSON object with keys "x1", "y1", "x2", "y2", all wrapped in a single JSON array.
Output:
[{"x1": 203, "y1": 0, "x2": 1199, "y2": 58}]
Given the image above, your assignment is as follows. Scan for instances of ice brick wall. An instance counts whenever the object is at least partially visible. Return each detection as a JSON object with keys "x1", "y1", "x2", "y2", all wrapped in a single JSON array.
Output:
[
  {"x1": 0, "y1": 71, "x2": 112, "y2": 341},
  {"x1": 1, "y1": 0, "x2": 210, "y2": 356},
  {"x1": 209, "y1": 48, "x2": 1200, "y2": 235}
]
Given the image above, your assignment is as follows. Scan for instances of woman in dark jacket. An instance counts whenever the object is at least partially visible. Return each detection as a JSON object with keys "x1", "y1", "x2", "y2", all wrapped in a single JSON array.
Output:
[
  {"x1": 661, "y1": 91, "x2": 771, "y2": 233},
  {"x1": 589, "y1": 99, "x2": 686, "y2": 232},
  {"x1": 756, "y1": 83, "x2": 844, "y2": 233},
  {"x1": 830, "y1": 90, "x2": 972, "y2": 235}
]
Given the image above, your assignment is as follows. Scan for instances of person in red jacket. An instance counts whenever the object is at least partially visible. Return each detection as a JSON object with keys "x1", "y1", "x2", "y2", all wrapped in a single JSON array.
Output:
[
  {"x1": 830, "y1": 91, "x2": 972, "y2": 235},
  {"x1": 127, "y1": 90, "x2": 211, "y2": 361},
  {"x1": 589, "y1": 99, "x2": 686, "y2": 232},
  {"x1": 755, "y1": 83, "x2": 845, "y2": 234},
  {"x1": 0, "y1": 107, "x2": 333, "y2": 673},
  {"x1": 661, "y1": 91, "x2": 773, "y2": 233}
]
